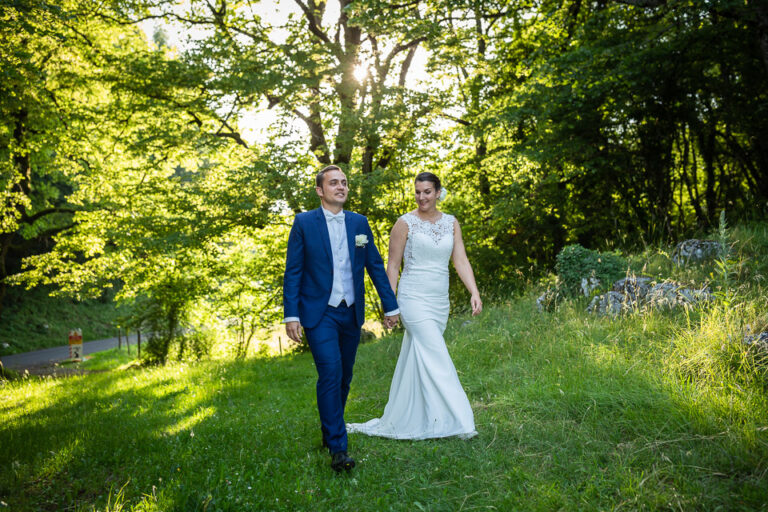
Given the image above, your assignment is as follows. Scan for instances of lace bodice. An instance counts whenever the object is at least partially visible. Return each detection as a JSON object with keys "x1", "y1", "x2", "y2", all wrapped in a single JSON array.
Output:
[{"x1": 400, "y1": 212, "x2": 455, "y2": 280}]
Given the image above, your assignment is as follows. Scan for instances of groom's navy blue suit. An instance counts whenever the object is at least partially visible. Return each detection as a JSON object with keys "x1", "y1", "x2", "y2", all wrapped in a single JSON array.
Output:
[{"x1": 283, "y1": 207, "x2": 398, "y2": 454}]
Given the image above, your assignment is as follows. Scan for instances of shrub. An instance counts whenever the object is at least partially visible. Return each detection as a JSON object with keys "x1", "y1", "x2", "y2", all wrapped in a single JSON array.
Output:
[
  {"x1": 0, "y1": 363, "x2": 20, "y2": 382},
  {"x1": 555, "y1": 244, "x2": 629, "y2": 297},
  {"x1": 178, "y1": 329, "x2": 215, "y2": 361}
]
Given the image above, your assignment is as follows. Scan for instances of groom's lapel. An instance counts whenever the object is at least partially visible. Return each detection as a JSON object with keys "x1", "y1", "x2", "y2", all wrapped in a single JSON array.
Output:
[
  {"x1": 314, "y1": 208, "x2": 333, "y2": 266},
  {"x1": 344, "y1": 211, "x2": 356, "y2": 268}
]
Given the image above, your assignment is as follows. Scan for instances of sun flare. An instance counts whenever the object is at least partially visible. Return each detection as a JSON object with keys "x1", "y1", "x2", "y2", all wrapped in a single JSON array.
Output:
[{"x1": 353, "y1": 64, "x2": 367, "y2": 82}]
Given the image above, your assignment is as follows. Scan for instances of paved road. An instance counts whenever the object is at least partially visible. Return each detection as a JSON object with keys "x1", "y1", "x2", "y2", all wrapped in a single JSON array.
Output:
[{"x1": 0, "y1": 334, "x2": 140, "y2": 370}]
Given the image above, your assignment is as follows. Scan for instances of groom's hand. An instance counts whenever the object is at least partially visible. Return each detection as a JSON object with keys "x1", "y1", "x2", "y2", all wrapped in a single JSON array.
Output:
[
  {"x1": 384, "y1": 314, "x2": 400, "y2": 329},
  {"x1": 285, "y1": 321, "x2": 303, "y2": 343}
]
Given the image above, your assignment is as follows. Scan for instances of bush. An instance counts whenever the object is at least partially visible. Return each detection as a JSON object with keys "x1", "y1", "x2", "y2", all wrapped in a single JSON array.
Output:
[
  {"x1": 555, "y1": 244, "x2": 629, "y2": 297},
  {"x1": 179, "y1": 329, "x2": 215, "y2": 361},
  {"x1": 0, "y1": 362, "x2": 20, "y2": 382}
]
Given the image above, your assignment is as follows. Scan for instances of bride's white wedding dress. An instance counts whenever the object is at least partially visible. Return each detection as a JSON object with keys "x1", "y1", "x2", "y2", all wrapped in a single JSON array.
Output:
[{"x1": 348, "y1": 212, "x2": 477, "y2": 440}]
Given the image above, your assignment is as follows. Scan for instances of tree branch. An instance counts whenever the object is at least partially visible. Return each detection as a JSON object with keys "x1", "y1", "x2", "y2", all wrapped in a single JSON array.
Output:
[
  {"x1": 384, "y1": 37, "x2": 428, "y2": 71},
  {"x1": 384, "y1": 0, "x2": 420, "y2": 8},
  {"x1": 293, "y1": 105, "x2": 330, "y2": 163},
  {"x1": 21, "y1": 207, "x2": 78, "y2": 225},
  {"x1": 187, "y1": 110, "x2": 248, "y2": 148},
  {"x1": 293, "y1": 0, "x2": 332, "y2": 46},
  {"x1": 398, "y1": 45, "x2": 418, "y2": 87},
  {"x1": 439, "y1": 112, "x2": 471, "y2": 127},
  {"x1": 612, "y1": 0, "x2": 667, "y2": 7}
]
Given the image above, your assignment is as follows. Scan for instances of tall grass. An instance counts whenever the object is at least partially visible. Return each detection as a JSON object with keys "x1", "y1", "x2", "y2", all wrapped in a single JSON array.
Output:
[{"x1": 3, "y1": 301, "x2": 766, "y2": 510}]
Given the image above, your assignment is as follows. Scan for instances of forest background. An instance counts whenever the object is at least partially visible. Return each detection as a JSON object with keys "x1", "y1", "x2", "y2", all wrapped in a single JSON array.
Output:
[{"x1": 2, "y1": 0, "x2": 767, "y2": 360}]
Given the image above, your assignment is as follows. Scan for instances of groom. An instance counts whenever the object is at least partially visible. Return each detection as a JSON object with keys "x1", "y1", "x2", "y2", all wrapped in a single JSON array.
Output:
[{"x1": 283, "y1": 165, "x2": 400, "y2": 472}]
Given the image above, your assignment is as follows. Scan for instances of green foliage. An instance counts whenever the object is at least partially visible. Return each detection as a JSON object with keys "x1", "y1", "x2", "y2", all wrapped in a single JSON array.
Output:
[
  {"x1": 177, "y1": 329, "x2": 215, "y2": 362},
  {"x1": 440, "y1": 0, "x2": 768, "y2": 280},
  {"x1": 555, "y1": 244, "x2": 629, "y2": 297},
  {"x1": 139, "y1": 294, "x2": 190, "y2": 366},
  {"x1": 712, "y1": 210, "x2": 738, "y2": 307},
  {"x1": 0, "y1": 286, "x2": 126, "y2": 355},
  {"x1": 0, "y1": 362, "x2": 20, "y2": 381},
  {"x1": 0, "y1": 0, "x2": 127, "y2": 318}
]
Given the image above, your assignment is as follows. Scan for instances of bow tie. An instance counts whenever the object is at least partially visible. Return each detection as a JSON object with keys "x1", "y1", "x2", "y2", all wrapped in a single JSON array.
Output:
[{"x1": 325, "y1": 211, "x2": 345, "y2": 224}]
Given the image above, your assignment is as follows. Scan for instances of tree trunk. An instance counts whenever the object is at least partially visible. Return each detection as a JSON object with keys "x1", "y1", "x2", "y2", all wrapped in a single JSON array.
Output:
[
  {"x1": 756, "y1": 3, "x2": 768, "y2": 76},
  {"x1": 0, "y1": 234, "x2": 11, "y2": 322},
  {"x1": 678, "y1": 125, "x2": 705, "y2": 226},
  {"x1": 698, "y1": 127, "x2": 717, "y2": 223},
  {"x1": 333, "y1": 2, "x2": 362, "y2": 165}
]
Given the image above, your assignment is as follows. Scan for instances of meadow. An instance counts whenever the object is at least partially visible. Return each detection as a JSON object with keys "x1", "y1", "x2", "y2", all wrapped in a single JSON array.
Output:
[{"x1": 2, "y1": 226, "x2": 768, "y2": 511}]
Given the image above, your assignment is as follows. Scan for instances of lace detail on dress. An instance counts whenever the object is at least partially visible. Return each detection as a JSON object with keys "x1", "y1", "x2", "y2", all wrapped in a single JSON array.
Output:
[
  {"x1": 401, "y1": 212, "x2": 455, "y2": 277},
  {"x1": 402, "y1": 212, "x2": 454, "y2": 244}
]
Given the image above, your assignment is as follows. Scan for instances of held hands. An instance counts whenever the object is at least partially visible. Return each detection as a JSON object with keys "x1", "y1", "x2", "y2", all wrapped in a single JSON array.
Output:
[
  {"x1": 383, "y1": 314, "x2": 400, "y2": 329},
  {"x1": 470, "y1": 294, "x2": 483, "y2": 316},
  {"x1": 285, "y1": 321, "x2": 303, "y2": 343}
]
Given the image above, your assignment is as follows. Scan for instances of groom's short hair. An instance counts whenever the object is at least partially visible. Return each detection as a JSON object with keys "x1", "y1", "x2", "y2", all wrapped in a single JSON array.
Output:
[{"x1": 316, "y1": 165, "x2": 343, "y2": 188}]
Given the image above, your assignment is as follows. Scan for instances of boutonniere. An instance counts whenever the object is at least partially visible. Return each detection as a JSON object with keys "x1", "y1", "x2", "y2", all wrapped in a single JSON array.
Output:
[{"x1": 355, "y1": 234, "x2": 368, "y2": 248}]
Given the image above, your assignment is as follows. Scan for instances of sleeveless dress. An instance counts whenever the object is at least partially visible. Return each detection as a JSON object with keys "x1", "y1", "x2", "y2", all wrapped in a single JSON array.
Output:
[{"x1": 347, "y1": 212, "x2": 477, "y2": 439}]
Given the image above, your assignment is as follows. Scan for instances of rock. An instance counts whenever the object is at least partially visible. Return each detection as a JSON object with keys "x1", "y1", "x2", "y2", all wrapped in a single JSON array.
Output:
[
  {"x1": 743, "y1": 331, "x2": 768, "y2": 352},
  {"x1": 580, "y1": 276, "x2": 601, "y2": 297},
  {"x1": 646, "y1": 282, "x2": 683, "y2": 308},
  {"x1": 646, "y1": 281, "x2": 712, "y2": 309},
  {"x1": 587, "y1": 291, "x2": 628, "y2": 316},
  {"x1": 612, "y1": 276, "x2": 653, "y2": 302},
  {"x1": 677, "y1": 286, "x2": 713, "y2": 304},
  {"x1": 589, "y1": 279, "x2": 711, "y2": 316},
  {"x1": 672, "y1": 239, "x2": 723, "y2": 265}
]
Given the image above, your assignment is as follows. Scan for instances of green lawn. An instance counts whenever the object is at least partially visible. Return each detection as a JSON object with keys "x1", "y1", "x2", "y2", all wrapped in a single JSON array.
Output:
[{"x1": 1, "y1": 292, "x2": 766, "y2": 511}]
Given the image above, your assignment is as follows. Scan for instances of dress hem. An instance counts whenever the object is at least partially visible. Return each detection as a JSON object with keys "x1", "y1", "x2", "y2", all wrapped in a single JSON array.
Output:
[{"x1": 346, "y1": 423, "x2": 478, "y2": 441}]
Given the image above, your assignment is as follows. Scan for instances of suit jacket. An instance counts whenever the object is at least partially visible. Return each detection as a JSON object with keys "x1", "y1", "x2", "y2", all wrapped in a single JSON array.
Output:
[{"x1": 283, "y1": 207, "x2": 398, "y2": 329}]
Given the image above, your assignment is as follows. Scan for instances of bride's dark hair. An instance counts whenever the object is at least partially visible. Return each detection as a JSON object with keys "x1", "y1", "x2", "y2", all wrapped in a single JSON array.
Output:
[{"x1": 414, "y1": 172, "x2": 441, "y2": 191}]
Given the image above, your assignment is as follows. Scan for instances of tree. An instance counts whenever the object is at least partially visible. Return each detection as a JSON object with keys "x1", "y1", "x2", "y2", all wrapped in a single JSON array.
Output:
[
  {"x1": 95, "y1": 0, "x2": 445, "y2": 218},
  {"x1": 450, "y1": 0, "x2": 768, "y2": 268},
  {"x1": 5, "y1": 0, "x2": 282, "y2": 361},
  {"x1": 0, "y1": 0, "x2": 99, "y2": 318}
]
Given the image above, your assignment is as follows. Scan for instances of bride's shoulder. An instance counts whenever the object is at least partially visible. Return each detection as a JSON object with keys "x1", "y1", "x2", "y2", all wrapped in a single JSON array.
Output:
[{"x1": 441, "y1": 212, "x2": 457, "y2": 225}]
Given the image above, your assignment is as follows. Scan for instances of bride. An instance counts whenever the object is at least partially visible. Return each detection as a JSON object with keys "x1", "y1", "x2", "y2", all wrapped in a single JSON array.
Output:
[{"x1": 348, "y1": 172, "x2": 482, "y2": 440}]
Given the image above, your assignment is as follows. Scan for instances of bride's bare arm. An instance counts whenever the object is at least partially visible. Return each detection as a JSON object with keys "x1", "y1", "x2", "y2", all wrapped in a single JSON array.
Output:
[
  {"x1": 451, "y1": 219, "x2": 483, "y2": 315},
  {"x1": 386, "y1": 219, "x2": 408, "y2": 294}
]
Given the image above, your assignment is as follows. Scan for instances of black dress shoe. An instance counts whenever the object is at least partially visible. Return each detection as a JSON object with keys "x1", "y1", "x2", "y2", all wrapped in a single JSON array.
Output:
[{"x1": 330, "y1": 451, "x2": 355, "y2": 472}]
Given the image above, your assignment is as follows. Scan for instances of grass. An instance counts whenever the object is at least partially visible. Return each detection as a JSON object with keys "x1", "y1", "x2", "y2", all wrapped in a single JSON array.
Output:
[
  {"x1": 0, "y1": 286, "x2": 127, "y2": 356},
  {"x1": 1, "y1": 223, "x2": 767, "y2": 510},
  {"x1": 1, "y1": 297, "x2": 767, "y2": 510},
  {"x1": 78, "y1": 347, "x2": 139, "y2": 372}
]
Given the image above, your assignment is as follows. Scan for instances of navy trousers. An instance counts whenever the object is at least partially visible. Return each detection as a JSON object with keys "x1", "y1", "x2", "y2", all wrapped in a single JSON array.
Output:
[{"x1": 304, "y1": 302, "x2": 361, "y2": 454}]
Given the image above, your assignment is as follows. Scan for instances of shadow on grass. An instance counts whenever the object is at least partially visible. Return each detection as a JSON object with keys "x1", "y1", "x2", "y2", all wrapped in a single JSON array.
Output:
[{"x1": 1, "y1": 298, "x2": 767, "y2": 511}]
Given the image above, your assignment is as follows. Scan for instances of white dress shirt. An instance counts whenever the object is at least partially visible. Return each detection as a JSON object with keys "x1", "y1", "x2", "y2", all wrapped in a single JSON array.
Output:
[{"x1": 324, "y1": 207, "x2": 356, "y2": 308}]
